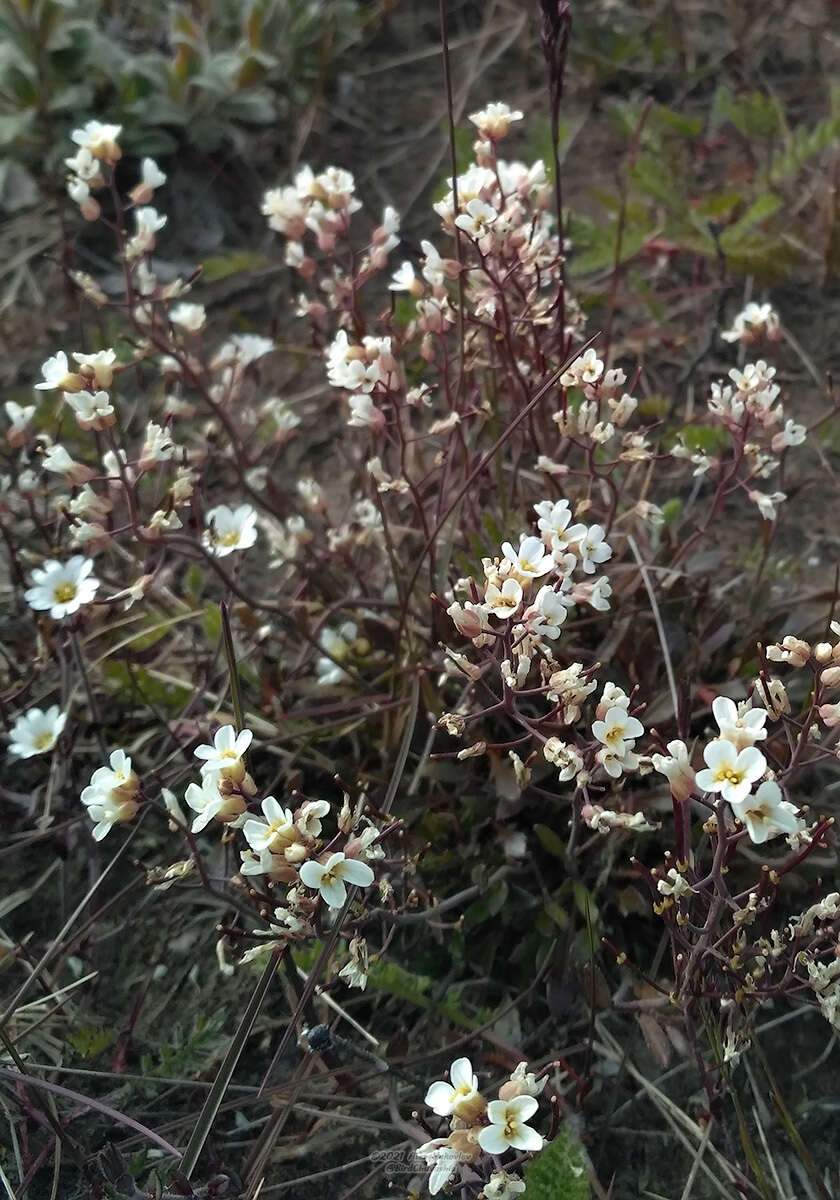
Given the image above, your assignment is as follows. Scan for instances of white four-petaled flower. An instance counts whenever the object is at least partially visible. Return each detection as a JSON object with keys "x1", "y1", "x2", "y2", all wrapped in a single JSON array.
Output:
[
  {"x1": 425, "y1": 1057, "x2": 482, "y2": 1119},
  {"x1": 298, "y1": 852, "x2": 374, "y2": 908},
  {"x1": 478, "y1": 1095, "x2": 543, "y2": 1154},
  {"x1": 694, "y1": 739, "x2": 766, "y2": 804},
  {"x1": 729, "y1": 779, "x2": 801, "y2": 844},
  {"x1": 194, "y1": 725, "x2": 253, "y2": 780},
  {"x1": 711, "y1": 696, "x2": 767, "y2": 750},
  {"x1": 203, "y1": 505, "x2": 258, "y2": 556},
  {"x1": 8, "y1": 706, "x2": 67, "y2": 758},
  {"x1": 25, "y1": 557, "x2": 99, "y2": 620},
  {"x1": 501, "y1": 536, "x2": 554, "y2": 581}
]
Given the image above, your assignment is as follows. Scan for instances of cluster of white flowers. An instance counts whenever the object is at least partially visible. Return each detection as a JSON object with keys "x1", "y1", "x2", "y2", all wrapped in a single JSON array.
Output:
[
  {"x1": 80, "y1": 750, "x2": 140, "y2": 841},
  {"x1": 446, "y1": 499, "x2": 612, "y2": 689},
  {"x1": 668, "y1": 313, "x2": 806, "y2": 520},
  {"x1": 720, "y1": 301, "x2": 781, "y2": 345},
  {"x1": 417, "y1": 1057, "x2": 544, "y2": 1195},
  {"x1": 653, "y1": 695, "x2": 803, "y2": 846},
  {"x1": 162, "y1": 725, "x2": 380, "y2": 970}
]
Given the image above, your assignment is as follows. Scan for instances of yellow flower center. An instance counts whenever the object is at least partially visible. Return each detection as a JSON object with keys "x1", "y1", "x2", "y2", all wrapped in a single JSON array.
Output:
[
  {"x1": 715, "y1": 767, "x2": 743, "y2": 786},
  {"x1": 220, "y1": 530, "x2": 240, "y2": 546},
  {"x1": 605, "y1": 726, "x2": 625, "y2": 745},
  {"x1": 34, "y1": 732, "x2": 54, "y2": 750},
  {"x1": 54, "y1": 582, "x2": 77, "y2": 603}
]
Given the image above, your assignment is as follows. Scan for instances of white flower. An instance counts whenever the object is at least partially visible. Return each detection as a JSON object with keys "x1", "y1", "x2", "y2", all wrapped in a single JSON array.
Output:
[
  {"x1": 657, "y1": 867, "x2": 694, "y2": 899},
  {"x1": 262, "y1": 184, "x2": 308, "y2": 236},
  {"x1": 203, "y1": 505, "x2": 258, "y2": 556},
  {"x1": 72, "y1": 349, "x2": 116, "y2": 387},
  {"x1": 347, "y1": 393, "x2": 384, "y2": 430},
  {"x1": 485, "y1": 577, "x2": 523, "y2": 618},
  {"x1": 749, "y1": 490, "x2": 786, "y2": 521},
  {"x1": 5, "y1": 400, "x2": 36, "y2": 442},
  {"x1": 41, "y1": 444, "x2": 93, "y2": 484},
  {"x1": 65, "y1": 146, "x2": 100, "y2": 182},
  {"x1": 126, "y1": 206, "x2": 166, "y2": 257},
  {"x1": 577, "y1": 524, "x2": 612, "y2": 574},
  {"x1": 501, "y1": 535, "x2": 555, "y2": 581},
  {"x1": 184, "y1": 774, "x2": 245, "y2": 833},
  {"x1": 295, "y1": 799, "x2": 330, "y2": 837},
  {"x1": 315, "y1": 621, "x2": 358, "y2": 685},
  {"x1": 421, "y1": 239, "x2": 450, "y2": 287},
  {"x1": 388, "y1": 261, "x2": 420, "y2": 293},
  {"x1": 25, "y1": 556, "x2": 99, "y2": 619},
  {"x1": 721, "y1": 302, "x2": 780, "y2": 344},
  {"x1": 574, "y1": 576, "x2": 612, "y2": 611},
  {"x1": 80, "y1": 749, "x2": 139, "y2": 840},
  {"x1": 35, "y1": 351, "x2": 81, "y2": 392},
  {"x1": 592, "y1": 705, "x2": 644, "y2": 754},
  {"x1": 65, "y1": 389, "x2": 114, "y2": 430},
  {"x1": 543, "y1": 738, "x2": 584, "y2": 781},
  {"x1": 83, "y1": 748, "x2": 137, "y2": 800},
  {"x1": 242, "y1": 797, "x2": 297, "y2": 855},
  {"x1": 478, "y1": 1096, "x2": 543, "y2": 1154},
  {"x1": 501, "y1": 1062, "x2": 547, "y2": 1098},
  {"x1": 483, "y1": 1171, "x2": 526, "y2": 1200},
  {"x1": 729, "y1": 360, "x2": 776, "y2": 396},
  {"x1": 70, "y1": 120, "x2": 122, "y2": 163},
  {"x1": 194, "y1": 725, "x2": 253, "y2": 779},
  {"x1": 298, "y1": 852, "x2": 374, "y2": 908},
  {"x1": 468, "y1": 101, "x2": 524, "y2": 140},
  {"x1": 138, "y1": 421, "x2": 175, "y2": 469},
  {"x1": 416, "y1": 1139, "x2": 461, "y2": 1196},
  {"x1": 425, "y1": 1057, "x2": 482, "y2": 1118},
  {"x1": 773, "y1": 418, "x2": 806, "y2": 449},
  {"x1": 169, "y1": 303, "x2": 206, "y2": 332},
  {"x1": 8, "y1": 706, "x2": 67, "y2": 758},
  {"x1": 651, "y1": 740, "x2": 696, "y2": 802},
  {"x1": 135, "y1": 206, "x2": 166, "y2": 235},
  {"x1": 711, "y1": 696, "x2": 767, "y2": 750},
  {"x1": 729, "y1": 779, "x2": 801, "y2": 844},
  {"x1": 326, "y1": 331, "x2": 378, "y2": 392},
  {"x1": 694, "y1": 740, "x2": 766, "y2": 804},
  {"x1": 338, "y1": 935, "x2": 369, "y2": 989},
  {"x1": 454, "y1": 197, "x2": 497, "y2": 238},
  {"x1": 533, "y1": 498, "x2": 587, "y2": 553},
  {"x1": 528, "y1": 584, "x2": 569, "y2": 639},
  {"x1": 214, "y1": 334, "x2": 275, "y2": 367},
  {"x1": 68, "y1": 485, "x2": 111, "y2": 520},
  {"x1": 140, "y1": 157, "x2": 166, "y2": 190},
  {"x1": 560, "y1": 348, "x2": 603, "y2": 388},
  {"x1": 81, "y1": 790, "x2": 138, "y2": 840}
]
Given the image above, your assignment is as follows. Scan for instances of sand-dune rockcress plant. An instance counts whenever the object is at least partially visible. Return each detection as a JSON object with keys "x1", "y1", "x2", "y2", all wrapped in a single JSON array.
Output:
[{"x1": 2, "y1": 87, "x2": 840, "y2": 1194}]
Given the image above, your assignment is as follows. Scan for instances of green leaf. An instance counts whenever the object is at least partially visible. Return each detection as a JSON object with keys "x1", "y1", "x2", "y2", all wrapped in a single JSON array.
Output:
[
  {"x1": 535, "y1": 825, "x2": 566, "y2": 859},
  {"x1": 678, "y1": 423, "x2": 728, "y2": 455},
  {"x1": 661, "y1": 497, "x2": 683, "y2": 526},
  {"x1": 201, "y1": 250, "x2": 268, "y2": 282},
  {"x1": 367, "y1": 960, "x2": 432, "y2": 1006},
  {"x1": 523, "y1": 1124, "x2": 590, "y2": 1200},
  {"x1": 721, "y1": 193, "x2": 781, "y2": 246},
  {"x1": 68, "y1": 1024, "x2": 114, "y2": 1060}
]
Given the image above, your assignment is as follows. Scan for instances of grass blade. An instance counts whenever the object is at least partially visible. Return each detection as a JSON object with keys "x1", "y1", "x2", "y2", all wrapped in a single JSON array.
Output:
[{"x1": 181, "y1": 948, "x2": 282, "y2": 1179}]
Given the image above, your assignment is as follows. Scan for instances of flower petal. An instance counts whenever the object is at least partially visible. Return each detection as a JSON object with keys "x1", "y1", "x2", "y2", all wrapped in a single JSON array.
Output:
[
  {"x1": 339, "y1": 858, "x2": 375, "y2": 888},
  {"x1": 477, "y1": 1125, "x2": 509, "y2": 1155},
  {"x1": 425, "y1": 1081, "x2": 455, "y2": 1115},
  {"x1": 449, "y1": 1057, "x2": 473, "y2": 1090}
]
